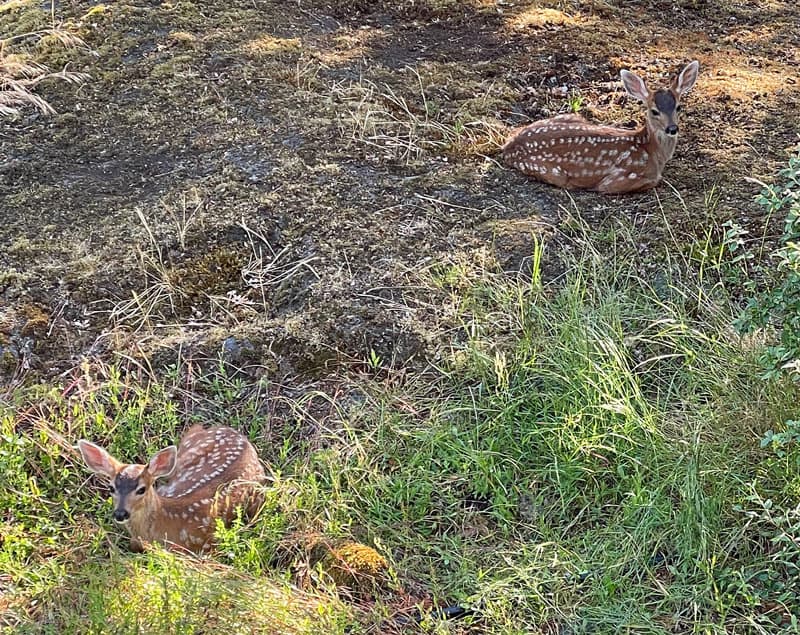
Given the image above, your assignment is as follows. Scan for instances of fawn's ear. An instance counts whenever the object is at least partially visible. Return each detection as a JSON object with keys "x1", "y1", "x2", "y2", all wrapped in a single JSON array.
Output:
[
  {"x1": 620, "y1": 69, "x2": 650, "y2": 102},
  {"x1": 77, "y1": 440, "x2": 122, "y2": 480},
  {"x1": 673, "y1": 60, "x2": 700, "y2": 97},
  {"x1": 147, "y1": 446, "x2": 178, "y2": 479}
]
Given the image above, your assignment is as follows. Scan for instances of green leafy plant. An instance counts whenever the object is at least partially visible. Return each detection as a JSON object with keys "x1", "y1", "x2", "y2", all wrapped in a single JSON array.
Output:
[
  {"x1": 214, "y1": 490, "x2": 288, "y2": 575},
  {"x1": 727, "y1": 493, "x2": 800, "y2": 629},
  {"x1": 568, "y1": 89, "x2": 583, "y2": 113},
  {"x1": 736, "y1": 153, "x2": 800, "y2": 380},
  {"x1": 366, "y1": 348, "x2": 382, "y2": 372}
]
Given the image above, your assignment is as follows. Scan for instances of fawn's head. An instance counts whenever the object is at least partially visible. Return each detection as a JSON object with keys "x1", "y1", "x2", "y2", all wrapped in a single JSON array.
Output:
[
  {"x1": 78, "y1": 441, "x2": 177, "y2": 524},
  {"x1": 620, "y1": 60, "x2": 699, "y2": 143}
]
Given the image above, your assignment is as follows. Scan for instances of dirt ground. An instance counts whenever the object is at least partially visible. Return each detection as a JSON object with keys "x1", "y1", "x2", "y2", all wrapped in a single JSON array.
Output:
[{"x1": 1, "y1": 0, "x2": 799, "y2": 383}]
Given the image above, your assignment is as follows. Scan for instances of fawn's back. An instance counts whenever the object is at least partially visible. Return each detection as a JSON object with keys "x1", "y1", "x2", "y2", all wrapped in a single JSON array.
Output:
[
  {"x1": 78, "y1": 425, "x2": 266, "y2": 552},
  {"x1": 502, "y1": 60, "x2": 700, "y2": 193},
  {"x1": 159, "y1": 425, "x2": 263, "y2": 499}
]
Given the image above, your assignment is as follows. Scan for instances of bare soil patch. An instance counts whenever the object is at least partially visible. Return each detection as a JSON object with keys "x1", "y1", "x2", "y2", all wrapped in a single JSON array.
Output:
[{"x1": 1, "y1": 0, "x2": 798, "y2": 382}]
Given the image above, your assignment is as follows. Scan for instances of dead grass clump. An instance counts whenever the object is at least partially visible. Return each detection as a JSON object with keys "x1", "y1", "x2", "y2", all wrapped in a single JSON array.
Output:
[
  {"x1": 0, "y1": 55, "x2": 86, "y2": 117},
  {"x1": 168, "y1": 246, "x2": 250, "y2": 308},
  {"x1": 0, "y1": 2, "x2": 90, "y2": 118},
  {"x1": 167, "y1": 30, "x2": 198, "y2": 49},
  {"x1": 105, "y1": 201, "x2": 322, "y2": 332},
  {"x1": 332, "y1": 69, "x2": 506, "y2": 164},
  {"x1": 108, "y1": 245, "x2": 252, "y2": 329},
  {"x1": 242, "y1": 35, "x2": 301, "y2": 60},
  {"x1": 19, "y1": 303, "x2": 49, "y2": 337}
]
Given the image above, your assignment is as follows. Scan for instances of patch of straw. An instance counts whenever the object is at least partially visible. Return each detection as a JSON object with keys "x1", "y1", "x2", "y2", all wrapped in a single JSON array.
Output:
[{"x1": 1, "y1": 19, "x2": 91, "y2": 118}]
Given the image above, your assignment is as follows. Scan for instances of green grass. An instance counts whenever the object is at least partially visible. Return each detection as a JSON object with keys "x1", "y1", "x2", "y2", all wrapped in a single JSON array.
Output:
[{"x1": 3, "y1": 231, "x2": 800, "y2": 633}]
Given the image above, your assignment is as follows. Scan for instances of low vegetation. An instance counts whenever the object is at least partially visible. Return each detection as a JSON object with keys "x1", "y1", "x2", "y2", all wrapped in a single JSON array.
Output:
[
  {"x1": 3, "y1": 0, "x2": 800, "y2": 632},
  {"x1": 737, "y1": 155, "x2": 800, "y2": 381},
  {"x1": 4, "y1": 161, "x2": 800, "y2": 631}
]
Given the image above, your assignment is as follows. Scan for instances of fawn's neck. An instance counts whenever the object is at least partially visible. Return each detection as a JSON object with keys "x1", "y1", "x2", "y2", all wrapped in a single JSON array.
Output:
[
  {"x1": 129, "y1": 492, "x2": 181, "y2": 541},
  {"x1": 643, "y1": 120, "x2": 678, "y2": 168}
]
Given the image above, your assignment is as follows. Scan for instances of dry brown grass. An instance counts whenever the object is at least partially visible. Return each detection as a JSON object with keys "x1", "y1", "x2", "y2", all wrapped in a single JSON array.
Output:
[
  {"x1": 0, "y1": 4, "x2": 90, "y2": 118},
  {"x1": 332, "y1": 67, "x2": 507, "y2": 164},
  {"x1": 0, "y1": 56, "x2": 87, "y2": 116}
]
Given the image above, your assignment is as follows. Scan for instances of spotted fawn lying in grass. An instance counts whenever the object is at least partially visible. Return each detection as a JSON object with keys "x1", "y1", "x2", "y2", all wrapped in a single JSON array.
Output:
[
  {"x1": 502, "y1": 60, "x2": 700, "y2": 193},
  {"x1": 78, "y1": 425, "x2": 266, "y2": 552}
]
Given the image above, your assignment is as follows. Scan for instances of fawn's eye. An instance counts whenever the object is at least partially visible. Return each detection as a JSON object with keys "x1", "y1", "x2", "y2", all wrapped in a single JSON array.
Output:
[
  {"x1": 136, "y1": 486, "x2": 147, "y2": 496},
  {"x1": 650, "y1": 109, "x2": 660, "y2": 116},
  {"x1": 109, "y1": 485, "x2": 116, "y2": 494}
]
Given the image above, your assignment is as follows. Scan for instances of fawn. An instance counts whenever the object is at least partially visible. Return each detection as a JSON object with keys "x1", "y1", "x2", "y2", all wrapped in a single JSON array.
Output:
[
  {"x1": 502, "y1": 60, "x2": 700, "y2": 193},
  {"x1": 78, "y1": 425, "x2": 266, "y2": 552}
]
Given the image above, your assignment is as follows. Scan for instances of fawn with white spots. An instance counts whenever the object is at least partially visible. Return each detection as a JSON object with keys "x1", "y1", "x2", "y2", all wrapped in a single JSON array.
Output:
[
  {"x1": 78, "y1": 425, "x2": 266, "y2": 552},
  {"x1": 502, "y1": 60, "x2": 700, "y2": 193}
]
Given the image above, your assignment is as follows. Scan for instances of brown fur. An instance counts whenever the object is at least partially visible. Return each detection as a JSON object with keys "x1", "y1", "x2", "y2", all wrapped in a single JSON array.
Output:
[
  {"x1": 502, "y1": 61, "x2": 700, "y2": 193},
  {"x1": 78, "y1": 425, "x2": 266, "y2": 552}
]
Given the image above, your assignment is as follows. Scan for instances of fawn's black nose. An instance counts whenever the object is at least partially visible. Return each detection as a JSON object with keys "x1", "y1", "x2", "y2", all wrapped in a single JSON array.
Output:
[
  {"x1": 665, "y1": 124, "x2": 678, "y2": 135},
  {"x1": 113, "y1": 509, "x2": 130, "y2": 522}
]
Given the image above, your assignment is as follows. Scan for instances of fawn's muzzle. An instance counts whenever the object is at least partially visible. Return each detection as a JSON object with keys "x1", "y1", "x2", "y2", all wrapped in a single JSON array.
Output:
[
  {"x1": 665, "y1": 124, "x2": 678, "y2": 135},
  {"x1": 113, "y1": 509, "x2": 130, "y2": 522}
]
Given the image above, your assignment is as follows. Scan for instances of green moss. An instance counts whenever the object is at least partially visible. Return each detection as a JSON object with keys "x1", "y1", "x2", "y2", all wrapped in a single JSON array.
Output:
[
  {"x1": 167, "y1": 31, "x2": 198, "y2": 49},
  {"x1": 167, "y1": 246, "x2": 248, "y2": 308},
  {"x1": 241, "y1": 35, "x2": 301, "y2": 60},
  {"x1": 0, "y1": 1, "x2": 50, "y2": 37},
  {"x1": 0, "y1": 268, "x2": 27, "y2": 290},
  {"x1": 0, "y1": 348, "x2": 16, "y2": 373},
  {"x1": 322, "y1": 542, "x2": 390, "y2": 594},
  {"x1": 154, "y1": 0, "x2": 205, "y2": 27},
  {"x1": 19, "y1": 304, "x2": 50, "y2": 337},
  {"x1": 326, "y1": 0, "x2": 486, "y2": 19},
  {"x1": 33, "y1": 32, "x2": 85, "y2": 68}
]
